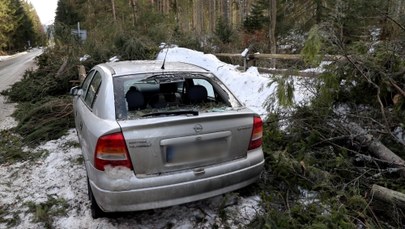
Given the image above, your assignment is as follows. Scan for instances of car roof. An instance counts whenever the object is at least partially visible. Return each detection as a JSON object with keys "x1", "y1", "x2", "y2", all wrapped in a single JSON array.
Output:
[{"x1": 98, "y1": 60, "x2": 209, "y2": 76}]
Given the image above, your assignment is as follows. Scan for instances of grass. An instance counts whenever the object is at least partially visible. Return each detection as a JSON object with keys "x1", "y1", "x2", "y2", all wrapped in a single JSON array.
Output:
[
  {"x1": 0, "y1": 206, "x2": 21, "y2": 227},
  {"x1": 25, "y1": 196, "x2": 69, "y2": 229},
  {"x1": 0, "y1": 130, "x2": 45, "y2": 164},
  {"x1": 62, "y1": 140, "x2": 80, "y2": 149},
  {"x1": 70, "y1": 155, "x2": 84, "y2": 165}
]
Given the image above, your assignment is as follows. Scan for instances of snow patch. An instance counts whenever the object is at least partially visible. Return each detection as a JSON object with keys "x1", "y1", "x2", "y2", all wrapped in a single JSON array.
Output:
[
  {"x1": 301, "y1": 61, "x2": 332, "y2": 73},
  {"x1": 156, "y1": 47, "x2": 276, "y2": 118},
  {"x1": 157, "y1": 47, "x2": 316, "y2": 118},
  {"x1": 104, "y1": 166, "x2": 134, "y2": 190},
  {"x1": 0, "y1": 55, "x2": 11, "y2": 62},
  {"x1": 393, "y1": 126, "x2": 405, "y2": 144},
  {"x1": 241, "y1": 48, "x2": 249, "y2": 57}
]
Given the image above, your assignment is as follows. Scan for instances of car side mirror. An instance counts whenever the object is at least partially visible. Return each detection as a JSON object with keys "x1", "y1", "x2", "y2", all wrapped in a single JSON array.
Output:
[{"x1": 70, "y1": 86, "x2": 83, "y2": 96}]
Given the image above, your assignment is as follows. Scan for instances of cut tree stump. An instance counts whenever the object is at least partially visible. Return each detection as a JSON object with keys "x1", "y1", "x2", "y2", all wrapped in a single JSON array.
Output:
[{"x1": 371, "y1": 184, "x2": 405, "y2": 209}]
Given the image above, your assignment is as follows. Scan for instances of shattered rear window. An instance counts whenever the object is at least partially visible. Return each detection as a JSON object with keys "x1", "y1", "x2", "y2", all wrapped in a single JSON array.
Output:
[{"x1": 113, "y1": 72, "x2": 241, "y2": 120}]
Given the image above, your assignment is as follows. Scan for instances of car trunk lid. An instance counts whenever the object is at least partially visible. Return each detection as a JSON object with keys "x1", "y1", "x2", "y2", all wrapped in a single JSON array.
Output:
[{"x1": 118, "y1": 110, "x2": 255, "y2": 177}]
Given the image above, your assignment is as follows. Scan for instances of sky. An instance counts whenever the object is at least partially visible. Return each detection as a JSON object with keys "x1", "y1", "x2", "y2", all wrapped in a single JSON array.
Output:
[{"x1": 29, "y1": 0, "x2": 58, "y2": 25}]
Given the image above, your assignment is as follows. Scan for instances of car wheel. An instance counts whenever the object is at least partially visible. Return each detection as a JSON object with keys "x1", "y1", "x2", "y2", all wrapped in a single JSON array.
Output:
[{"x1": 87, "y1": 179, "x2": 105, "y2": 219}]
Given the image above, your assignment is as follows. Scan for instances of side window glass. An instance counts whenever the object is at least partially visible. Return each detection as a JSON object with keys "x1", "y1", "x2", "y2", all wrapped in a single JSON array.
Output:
[
  {"x1": 192, "y1": 79, "x2": 214, "y2": 98},
  {"x1": 84, "y1": 72, "x2": 102, "y2": 108},
  {"x1": 81, "y1": 70, "x2": 95, "y2": 98}
]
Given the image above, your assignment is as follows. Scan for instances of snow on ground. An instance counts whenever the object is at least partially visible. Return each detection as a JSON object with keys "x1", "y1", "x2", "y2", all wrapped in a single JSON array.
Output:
[
  {"x1": 157, "y1": 47, "x2": 315, "y2": 119},
  {"x1": 0, "y1": 128, "x2": 262, "y2": 229},
  {"x1": 0, "y1": 52, "x2": 28, "y2": 62},
  {"x1": 0, "y1": 96, "x2": 17, "y2": 131},
  {"x1": 0, "y1": 55, "x2": 11, "y2": 62}
]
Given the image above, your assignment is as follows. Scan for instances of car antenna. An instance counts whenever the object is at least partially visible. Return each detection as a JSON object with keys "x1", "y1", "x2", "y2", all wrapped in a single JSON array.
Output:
[{"x1": 161, "y1": 44, "x2": 169, "y2": 70}]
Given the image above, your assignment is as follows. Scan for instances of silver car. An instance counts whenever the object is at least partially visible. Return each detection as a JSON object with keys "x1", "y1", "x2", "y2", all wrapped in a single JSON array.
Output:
[{"x1": 70, "y1": 60, "x2": 264, "y2": 218}]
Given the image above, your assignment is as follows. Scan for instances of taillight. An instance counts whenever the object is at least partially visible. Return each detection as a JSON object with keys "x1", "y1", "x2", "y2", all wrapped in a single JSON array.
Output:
[
  {"x1": 94, "y1": 132, "x2": 133, "y2": 171},
  {"x1": 248, "y1": 116, "x2": 263, "y2": 150}
]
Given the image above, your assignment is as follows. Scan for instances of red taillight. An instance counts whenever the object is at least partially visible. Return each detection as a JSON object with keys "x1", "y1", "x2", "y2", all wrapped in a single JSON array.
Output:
[
  {"x1": 94, "y1": 132, "x2": 133, "y2": 171},
  {"x1": 248, "y1": 116, "x2": 263, "y2": 150}
]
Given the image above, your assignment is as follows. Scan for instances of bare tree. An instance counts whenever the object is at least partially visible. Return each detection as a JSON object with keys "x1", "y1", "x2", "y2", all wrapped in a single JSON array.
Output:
[
  {"x1": 269, "y1": 0, "x2": 277, "y2": 67},
  {"x1": 129, "y1": 0, "x2": 137, "y2": 25},
  {"x1": 111, "y1": 0, "x2": 116, "y2": 21}
]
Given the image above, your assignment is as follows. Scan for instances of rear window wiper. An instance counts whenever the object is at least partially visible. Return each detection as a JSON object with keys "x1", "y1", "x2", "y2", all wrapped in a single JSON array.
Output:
[{"x1": 142, "y1": 110, "x2": 199, "y2": 117}]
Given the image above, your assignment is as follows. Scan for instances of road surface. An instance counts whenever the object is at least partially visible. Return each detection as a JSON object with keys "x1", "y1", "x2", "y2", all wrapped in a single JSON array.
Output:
[{"x1": 0, "y1": 49, "x2": 43, "y2": 129}]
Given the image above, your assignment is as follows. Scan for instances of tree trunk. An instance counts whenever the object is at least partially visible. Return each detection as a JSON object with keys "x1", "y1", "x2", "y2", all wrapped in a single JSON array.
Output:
[
  {"x1": 130, "y1": 0, "x2": 137, "y2": 25},
  {"x1": 111, "y1": 0, "x2": 116, "y2": 21},
  {"x1": 346, "y1": 122, "x2": 405, "y2": 177},
  {"x1": 315, "y1": 0, "x2": 322, "y2": 23},
  {"x1": 371, "y1": 184, "x2": 405, "y2": 209},
  {"x1": 55, "y1": 58, "x2": 68, "y2": 79},
  {"x1": 269, "y1": 0, "x2": 277, "y2": 68},
  {"x1": 77, "y1": 65, "x2": 86, "y2": 83}
]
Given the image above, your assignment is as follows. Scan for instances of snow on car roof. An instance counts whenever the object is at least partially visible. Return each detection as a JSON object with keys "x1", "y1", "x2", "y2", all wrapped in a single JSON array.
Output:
[{"x1": 99, "y1": 60, "x2": 209, "y2": 76}]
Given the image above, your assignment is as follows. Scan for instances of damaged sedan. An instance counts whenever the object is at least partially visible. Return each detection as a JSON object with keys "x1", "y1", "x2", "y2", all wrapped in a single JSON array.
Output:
[{"x1": 70, "y1": 60, "x2": 264, "y2": 218}]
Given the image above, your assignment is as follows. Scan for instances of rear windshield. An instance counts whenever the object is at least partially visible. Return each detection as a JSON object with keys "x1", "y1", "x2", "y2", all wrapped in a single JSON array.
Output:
[{"x1": 113, "y1": 72, "x2": 241, "y2": 120}]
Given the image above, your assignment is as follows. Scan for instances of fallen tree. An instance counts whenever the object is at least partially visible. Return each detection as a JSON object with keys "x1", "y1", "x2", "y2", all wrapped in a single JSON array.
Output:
[
  {"x1": 371, "y1": 184, "x2": 405, "y2": 210},
  {"x1": 345, "y1": 122, "x2": 405, "y2": 177}
]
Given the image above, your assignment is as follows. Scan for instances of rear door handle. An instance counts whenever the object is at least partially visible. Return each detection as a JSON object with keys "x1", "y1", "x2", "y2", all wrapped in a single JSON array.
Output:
[{"x1": 79, "y1": 122, "x2": 83, "y2": 131}]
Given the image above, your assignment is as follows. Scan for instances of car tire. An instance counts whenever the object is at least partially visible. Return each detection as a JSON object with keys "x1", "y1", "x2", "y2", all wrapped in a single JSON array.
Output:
[{"x1": 88, "y1": 179, "x2": 105, "y2": 219}]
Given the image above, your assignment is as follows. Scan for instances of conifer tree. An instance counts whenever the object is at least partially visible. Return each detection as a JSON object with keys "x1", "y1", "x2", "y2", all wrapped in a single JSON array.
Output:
[{"x1": 0, "y1": 0, "x2": 15, "y2": 51}]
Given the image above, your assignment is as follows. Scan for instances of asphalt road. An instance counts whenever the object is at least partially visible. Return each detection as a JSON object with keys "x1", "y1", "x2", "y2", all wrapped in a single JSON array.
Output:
[
  {"x1": 0, "y1": 48, "x2": 43, "y2": 91},
  {"x1": 0, "y1": 48, "x2": 43, "y2": 129}
]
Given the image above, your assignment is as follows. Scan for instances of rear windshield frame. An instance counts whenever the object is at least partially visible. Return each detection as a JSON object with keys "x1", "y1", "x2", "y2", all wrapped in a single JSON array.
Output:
[{"x1": 113, "y1": 72, "x2": 242, "y2": 120}]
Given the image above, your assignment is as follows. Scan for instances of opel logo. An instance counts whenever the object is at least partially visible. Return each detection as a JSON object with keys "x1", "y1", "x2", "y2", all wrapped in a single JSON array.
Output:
[{"x1": 194, "y1": 124, "x2": 203, "y2": 133}]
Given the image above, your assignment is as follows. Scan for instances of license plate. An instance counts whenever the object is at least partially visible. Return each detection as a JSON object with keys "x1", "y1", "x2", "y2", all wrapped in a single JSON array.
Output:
[{"x1": 166, "y1": 139, "x2": 227, "y2": 164}]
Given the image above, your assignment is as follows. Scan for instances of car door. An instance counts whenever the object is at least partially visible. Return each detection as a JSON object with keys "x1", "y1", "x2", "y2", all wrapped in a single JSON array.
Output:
[
  {"x1": 74, "y1": 70, "x2": 95, "y2": 142},
  {"x1": 75, "y1": 70, "x2": 103, "y2": 163}
]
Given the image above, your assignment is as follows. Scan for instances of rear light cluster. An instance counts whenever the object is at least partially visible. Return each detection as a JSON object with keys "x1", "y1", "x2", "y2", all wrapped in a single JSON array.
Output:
[
  {"x1": 94, "y1": 132, "x2": 133, "y2": 171},
  {"x1": 248, "y1": 116, "x2": 263, "y2": 150}
]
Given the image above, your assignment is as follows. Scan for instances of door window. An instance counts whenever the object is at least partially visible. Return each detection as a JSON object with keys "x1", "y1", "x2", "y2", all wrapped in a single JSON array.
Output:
[
  {"x1": 81, "y1": 70, "x2": 95, "y2": 97},
  {"x1": 84, "y1": 71, "x2": 102, "y2": 108}
]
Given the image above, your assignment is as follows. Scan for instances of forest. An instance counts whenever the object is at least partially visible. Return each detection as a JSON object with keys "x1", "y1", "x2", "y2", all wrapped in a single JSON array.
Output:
[
  {"x1": 0, "y1": 0, "x2": 45, "y2": 53},
  {"x1": 2, "y1": 0, "x2": 405, "y2": 227}
]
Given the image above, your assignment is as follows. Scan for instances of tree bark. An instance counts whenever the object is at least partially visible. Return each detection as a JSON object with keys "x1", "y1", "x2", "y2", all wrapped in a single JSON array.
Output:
[
  {"x1": 55, "y1": 58, "x2": 68, "y2": 79},
  {"x1": 269, "y1": 0, "x2": 277, "y2": 68},
  {"x1": 77, "y1": 65, "x2": 86, "y2": 83},
  {"x1": 130, "y1": 0, "x2": 137, "y2": 25},
  {"x1": 111, "y1": 0, "x2": 116, "y2": 21},
  {"x1": 346, "y1": 122, "x2": 405, "y2": 177},
  {"x1": 371, "y1": 184, "x2": 405, "y2": 209}
]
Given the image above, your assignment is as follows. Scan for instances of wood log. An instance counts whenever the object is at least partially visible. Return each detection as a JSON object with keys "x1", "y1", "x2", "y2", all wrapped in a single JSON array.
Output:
[
  {"x1": 272, "y1": 151, "x2": 331, "y2": 182},
  {"x1": 214, "y1": 53, "x2": 344, "y2": 61},
  {"x1": 257, "y1": 67, "x2": 321, "y2": 77},
  {"x1": 77, "y1": 65, "x2": 86, "y2": 83},
  {"x1": 55, "y1": 58, "x2": 68, "y2": 79},
  {"x1": 371, "y1": 184, "x2": 405, "y2": 209},
  {"x1": 346, "y1": 122, "x2": 405, "y2": 177}
]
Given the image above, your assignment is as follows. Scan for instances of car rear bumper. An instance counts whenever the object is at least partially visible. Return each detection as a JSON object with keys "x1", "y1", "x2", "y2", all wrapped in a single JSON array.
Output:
[{"x1": 89, "y1": 148, "x2": 264, "y2": 212}]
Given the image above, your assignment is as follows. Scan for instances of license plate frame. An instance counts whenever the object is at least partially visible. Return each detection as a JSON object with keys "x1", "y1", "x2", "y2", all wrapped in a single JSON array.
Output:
[{"x1": 165, "y1": 138, "x2": 227, "y2": 164}]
